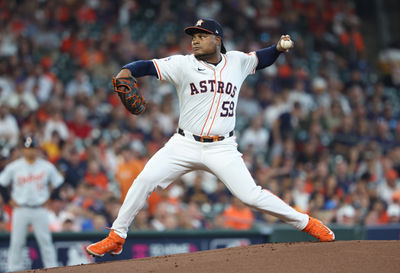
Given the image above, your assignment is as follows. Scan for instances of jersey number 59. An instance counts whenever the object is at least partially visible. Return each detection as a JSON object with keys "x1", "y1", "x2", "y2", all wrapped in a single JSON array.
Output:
[{"x1": 220, "y1": 101, "x2": 235, "y2": 117}]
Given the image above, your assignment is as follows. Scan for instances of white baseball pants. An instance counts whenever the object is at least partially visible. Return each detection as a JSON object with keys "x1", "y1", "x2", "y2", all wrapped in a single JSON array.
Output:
[
  {"x1": 112, "y1": 133, "x2": 308, "y2": 238},
  {"x1": 8, "y1": 207, "x2": 57, "y2": 271}
]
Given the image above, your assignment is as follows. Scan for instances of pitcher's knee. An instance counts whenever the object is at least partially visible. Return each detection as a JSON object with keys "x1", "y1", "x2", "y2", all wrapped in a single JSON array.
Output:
[
  {"x1": 135, "y1": 172, "x2": 159, "y2": 188},
  {"x1": 236, "y1": 195, "x2": 258, "y2": 207},
  {"x1": 233, "y1": 186, "x2": 265, "y2": 207}
]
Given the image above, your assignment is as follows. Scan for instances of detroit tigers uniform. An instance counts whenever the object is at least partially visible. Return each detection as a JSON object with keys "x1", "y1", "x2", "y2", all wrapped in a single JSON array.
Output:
[
  {"x1": 0, "y1": 156, "x2": 64, "y2": 271},
  {"x1": 110, "y1": 50, "x2": 309, "y2": 238}
]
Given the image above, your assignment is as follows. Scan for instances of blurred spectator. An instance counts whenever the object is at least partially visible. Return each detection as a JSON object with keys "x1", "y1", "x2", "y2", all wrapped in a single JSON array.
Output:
[
  {"x1": 196, "y1": 0, "x2": 221, "y2": 19},
  {"x1": 65, "y1": 70, "x2": 93, "y2": 97},
  {"x1": 263, "y1": 93, "x2": 290, "y2": 129},
  {"x1": 325, "y1": 100, "x2": 345, "y2": 134},
  {"x1": 288, "y1": 80, "x2": 314, "y2": 114},
  {"x1": 41, "y1": 131, "x2": 63, "y2": 163},
  {"x1": 0, "y1": 76, "x2": 13, "y2": 103},
  {"x1": 103, "y1": 196, "x2": 122, "y2": 227},
  {"x1": 5, "y1": 81, "x2": 39, "y2": 111},
  {"x1": 150, "y1": 202, "x2": 179, "y2": 231},
  {"x1": 336, "y1": 204, "x2": 357, "y2": 226},
  {"x1": 184, "y1": 172, "x2": 209, "y2": 204},
  {"x1": 223, "y1": 197, "x2": 254, "y2": 230},
  {"x1": 67, "y1": 106, "x2": 93, "y2": 139},
  {"x1": 178, "y1": 201, "x2": 205, "y2": 229},
  {"x1": 292, "y1": 173, "x2": 310, "y2": 213},
  {"x1": 147, "y1": 188, "x2": 167, "y2": 218},
  {"x1": 60, "y1": 206, "x2": 83, "y2": 232},
  {"x1": 43, "y1": 110, "x2": 69, "y2": 142},
  {"x1": 92, "y1": 214, "x2": 108, "y2": 231},
  {"x1": 0, "y1": 104, "x2": 19, "y2": 158},
  {"x1": 73, "y1": 183, "x2": 104, "y2": 214},
  {"x1": 237, "y1": 84, "x2": 261, "y2": 124},
  {"x1": 48, "y1": 197, "x2": 72, "y2": 232},
  {"x1": 0, "y1": 195, "x2": 11, "y2": 232},
  {"x1": 57, "y1": 148, "x2": 87, "y2": 188},
  {"x1": 377, "y1": 169, "x2": 400, "y2": 205},
  {"x1": 24, "y1": 64, "x2": 55, "y2": 103},
  {"x1": 115, "y1": 145, "x2": 145, "y2": 202},
  {"x1": 311, "y1": 77, "x2": 329, "y2": 110},
  {"x1": 131, "y1": 209, "x2": 150, "y2": 230},
  {"x1": 212, "y1": 214, "x2": 227, "y2": 229},
  {"x1": 378, "y1": 45, "x2": 400, "y2": 87},
  {"x1": 240, "y1": 114, "x2": 269, "y2": 155},
  {"x1": 387, "y1": 204, "x2": 400, "y2": 224},
  {"x1": 62, "y1": 218, "x2": 77, "y2": 232},
  {"x1": 335, "y1": 156, "x2": 355, "y2": 194},
  {"x1": 365, "y1": 199, "x2": 388, "y2": 226},
  {"x1": 156, "y1": 95, "x2": 177, "y2": 136},
  {"x1": 85, "y1": 160, "x2": 109, "y2": 191}
]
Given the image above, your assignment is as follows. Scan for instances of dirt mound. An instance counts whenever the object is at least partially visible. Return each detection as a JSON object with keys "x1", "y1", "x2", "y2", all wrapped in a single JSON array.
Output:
[{"x1": 18, "y1": 240, "x2": 400, "y2": 273}]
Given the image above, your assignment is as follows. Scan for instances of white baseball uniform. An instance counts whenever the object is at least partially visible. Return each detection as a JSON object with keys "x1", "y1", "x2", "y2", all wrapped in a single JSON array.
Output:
[
  {"x1": 0, "y1": 157, "x2": 64, "y2": 271},
  {"x1": 111, "y1": 51, "x2": 309, "y2": 238}
]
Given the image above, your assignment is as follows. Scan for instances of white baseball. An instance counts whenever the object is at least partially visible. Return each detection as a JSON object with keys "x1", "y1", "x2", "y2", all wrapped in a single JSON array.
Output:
[{"x1": 280, "y1": 39, "x2": 293, "y2": 49}]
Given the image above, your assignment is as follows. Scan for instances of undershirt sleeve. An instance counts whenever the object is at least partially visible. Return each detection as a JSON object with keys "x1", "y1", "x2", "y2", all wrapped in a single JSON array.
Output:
[
  {"x1": 122, "y1": 60, "x2": 158, "y2": 78},
  {"x1": 255, "y1": 44, "x2": 281, "y2": 70}
]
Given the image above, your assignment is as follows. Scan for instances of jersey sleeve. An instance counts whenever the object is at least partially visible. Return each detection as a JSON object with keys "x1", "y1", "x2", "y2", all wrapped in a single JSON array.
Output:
[
  {"x1": 48, "y1": 164, "x2": 64, "y2": 188},
  {"x1": 0, "y1": 164, "x2": 13, "y2": 187},
  {"x1": 229, "y1": 51, "x2": 259, "y2": 77},
  {"x1": 152, "y1": 55, "x2": 185, "y2": 85}
]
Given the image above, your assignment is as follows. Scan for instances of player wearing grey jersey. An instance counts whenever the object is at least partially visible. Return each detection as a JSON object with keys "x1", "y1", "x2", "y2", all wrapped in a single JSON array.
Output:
[{"x1": 0, "y1": 135, "x2": 64, "y2": 271}]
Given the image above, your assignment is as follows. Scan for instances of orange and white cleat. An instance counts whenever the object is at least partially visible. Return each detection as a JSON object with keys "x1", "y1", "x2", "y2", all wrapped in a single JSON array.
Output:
[
  {"x1": 303, "y1": 217, "x2": 335, "y2": 242},
  {"x1": 86, "y1": 229, "x2": 126, "y2": 257}
]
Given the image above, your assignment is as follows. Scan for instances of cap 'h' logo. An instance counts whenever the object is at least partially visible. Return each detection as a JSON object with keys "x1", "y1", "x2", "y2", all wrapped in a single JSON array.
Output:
[
  {"x1": 24, "y1": 137, "x2": 32, "y2": 148},
  {"x1": 196, "y1": 19, "x2": 204, "y2": 26}
]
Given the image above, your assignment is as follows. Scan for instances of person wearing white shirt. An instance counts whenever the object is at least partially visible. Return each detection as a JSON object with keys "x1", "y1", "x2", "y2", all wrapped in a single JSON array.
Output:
[
  {"x1": 65, "y1": 70, "x2": 94, "y2": 97},
  {"x1": 43, "y1": 111, "x2": 69, "y2": 142},
  {"x1": 377, "y1": 169, "x2": 400, "y2": 205},
  {"x1": 5, "y1": 82, "x2": 39, "y2": 111},
  {"x1": 240, "y1": 114, "x2": 269, "y2": 154},
  {"x1": 0, "y1": 104, "x2": 19, "y2": 157}
]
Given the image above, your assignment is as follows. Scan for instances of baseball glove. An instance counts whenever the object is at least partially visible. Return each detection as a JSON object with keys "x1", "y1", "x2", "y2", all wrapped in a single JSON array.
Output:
[{"x1": 112, "y1": 76, "x2": 147, "y2": 115}]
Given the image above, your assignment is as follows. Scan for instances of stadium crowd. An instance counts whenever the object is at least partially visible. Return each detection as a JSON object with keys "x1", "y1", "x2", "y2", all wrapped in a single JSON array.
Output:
[{"x1": 1, "y1": 0, "x2": 400, "y2": 233}]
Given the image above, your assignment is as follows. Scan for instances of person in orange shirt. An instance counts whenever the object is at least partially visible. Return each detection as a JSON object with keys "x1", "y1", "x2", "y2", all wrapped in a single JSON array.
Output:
[
  {"x1": 365, "y1": 199, "x2": 389, "y2": 226},
  {"x1": 115, "y1": 146, "x2": 144, "y2": 202},
  {"x1": 85, "y1": 160, "x2": 108, "y2": 191},
  {"x1": 223, "y1": 196, "x2": 255, "y2": 230}
]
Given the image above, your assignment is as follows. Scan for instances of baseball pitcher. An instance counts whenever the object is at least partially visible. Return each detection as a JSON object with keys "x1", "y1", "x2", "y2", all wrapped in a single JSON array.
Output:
[
  {"x1": 0, "y1": 135, "x2": 64, "y2": 271},
  {"x1": 87, "y1": 18, "x2": 334, "y2": 257}
]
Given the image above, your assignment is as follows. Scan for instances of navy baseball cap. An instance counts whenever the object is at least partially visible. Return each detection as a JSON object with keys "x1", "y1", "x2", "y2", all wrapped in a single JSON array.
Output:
[
  {"x1": 23, "y1": 135, "x2": 39, "y2": 149},
  {"x1": 184, "y1": 19, "x2": 227, "y2": 54}
]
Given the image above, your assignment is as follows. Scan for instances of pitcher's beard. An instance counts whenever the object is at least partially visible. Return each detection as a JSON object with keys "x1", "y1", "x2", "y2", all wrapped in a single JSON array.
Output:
[{"x1": 194, "y1": 49, "x2": 218, "y2": 62}]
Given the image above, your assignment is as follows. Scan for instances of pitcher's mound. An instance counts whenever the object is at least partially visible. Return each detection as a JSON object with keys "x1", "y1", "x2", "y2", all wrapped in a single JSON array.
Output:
[{"x1": 18, "y1": 240, "x2": 400, "y2": 273}]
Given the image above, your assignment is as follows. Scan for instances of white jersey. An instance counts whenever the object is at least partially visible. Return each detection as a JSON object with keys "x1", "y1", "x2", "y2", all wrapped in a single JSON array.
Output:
[
  {"x1": 153, "y1": 51, "x2": 258, "y2": 136},
  {"x1": 105, "y1": 35, "x2": 331, "y2": 245},
  {"x1": 0, "y1": 157, "x2": 64, "y2": 206}
]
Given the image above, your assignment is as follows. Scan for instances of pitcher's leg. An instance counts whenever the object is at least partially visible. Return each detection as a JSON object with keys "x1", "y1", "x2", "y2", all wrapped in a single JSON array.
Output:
[
  {"x1": 31, "y1": 208, "x2": 57, "y2": 268},
  {"x1": 8, "y1": 208, "x2": 30, "y2": 272},
  {"x1": 111, "y1": 135, "x2": 195, "y2": 238},
  {"x1": 205, "y1": 146, "x2": 308, "y2": 230},
  {"x1": 88, "y1": 135, "x2": 200, "y2": 257}
]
